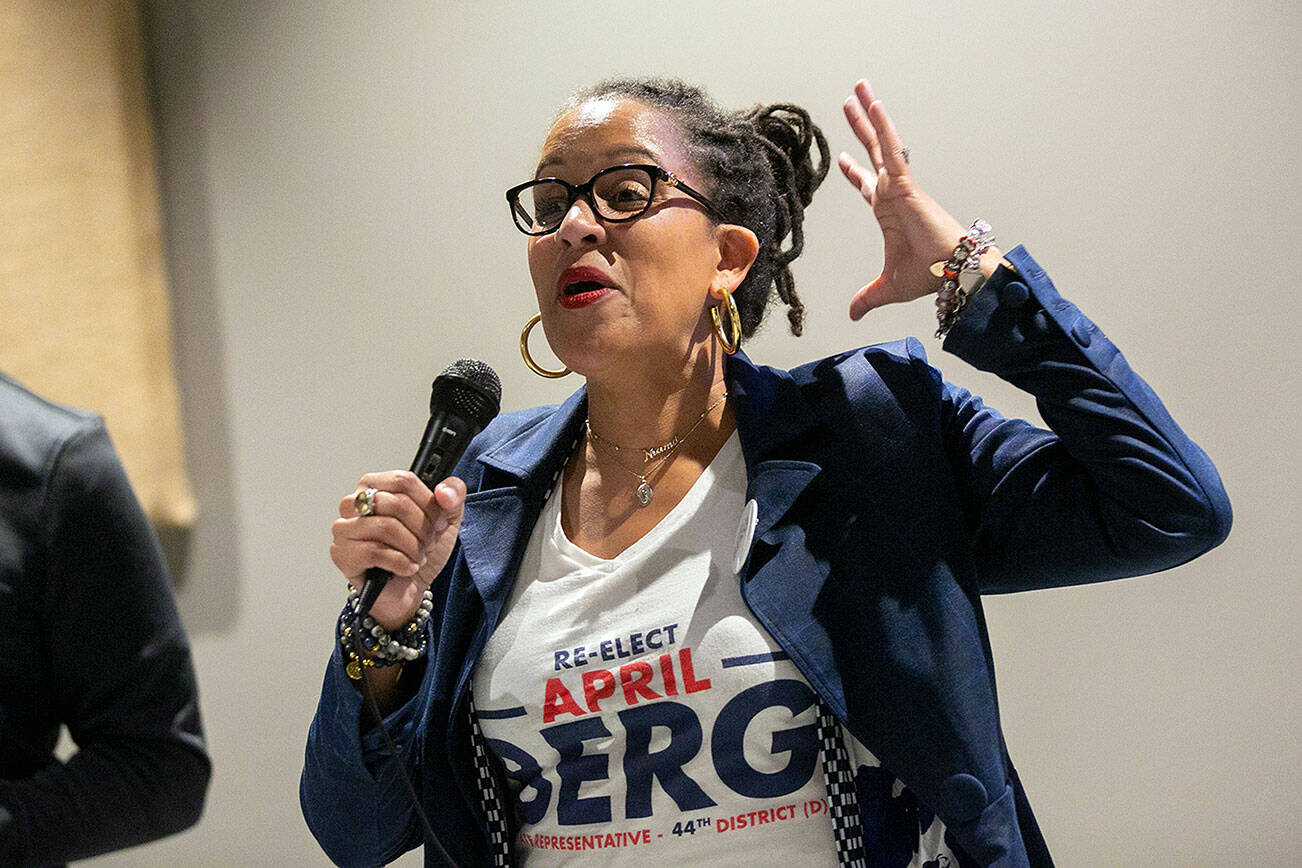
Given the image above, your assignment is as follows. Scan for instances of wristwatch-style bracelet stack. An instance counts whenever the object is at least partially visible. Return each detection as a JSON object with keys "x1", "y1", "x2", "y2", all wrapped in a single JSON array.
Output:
[
  {"x1": 935, "y1": 218, "x2": 997, "y2": 338},
  {"x1": 337, "y1": 586, "x2": 434, "y2": 681}
]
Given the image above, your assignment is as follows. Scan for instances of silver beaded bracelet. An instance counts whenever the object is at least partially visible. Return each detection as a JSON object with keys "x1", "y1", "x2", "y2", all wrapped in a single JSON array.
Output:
[
  {"x1": 338, "y1": 586, "x2": 434, "y2": 680},
  {"x1": 935, "y1": 219, "x2": 996, "y2": 339}
]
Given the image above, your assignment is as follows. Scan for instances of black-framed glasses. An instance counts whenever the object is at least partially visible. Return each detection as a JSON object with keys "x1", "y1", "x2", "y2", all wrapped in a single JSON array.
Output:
[{"x1": 506, "y1": 164, "x2": 722, "y2": 236}]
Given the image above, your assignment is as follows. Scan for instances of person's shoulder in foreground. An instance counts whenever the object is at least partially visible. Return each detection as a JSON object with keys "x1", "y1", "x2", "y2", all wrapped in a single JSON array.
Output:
[{"x1": 0, "y1": 371, "x2": 211, "y2": 867}]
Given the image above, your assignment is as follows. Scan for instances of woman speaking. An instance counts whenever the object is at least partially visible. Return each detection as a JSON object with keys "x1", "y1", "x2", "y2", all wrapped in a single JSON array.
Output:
[{"x1": 301, "y1": 78, "x2": 1231, "y2": 867}]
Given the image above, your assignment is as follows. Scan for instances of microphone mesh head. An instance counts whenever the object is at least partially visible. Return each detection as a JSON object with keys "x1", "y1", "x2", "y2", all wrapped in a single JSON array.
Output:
[
  {"x1": 443, "y1": 358, "x2": 502, "y2": 402},
  {"x1": 432, "y1": 358, "x2": 501, "y2": 429}
]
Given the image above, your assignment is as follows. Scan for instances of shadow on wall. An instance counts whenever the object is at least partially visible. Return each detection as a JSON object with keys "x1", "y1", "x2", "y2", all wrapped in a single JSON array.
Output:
[{"x1": 143, "y1": 1, "x2": 241, "y2": 633}]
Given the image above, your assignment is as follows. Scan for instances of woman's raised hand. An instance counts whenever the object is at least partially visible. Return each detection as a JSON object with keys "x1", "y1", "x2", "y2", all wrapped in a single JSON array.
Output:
[
  {"x1": 837, "y1": 79, "x2": 974, "y2": 321},
  {"x1": 331, "y1": 471, "x2": 465, "y2": 631}
]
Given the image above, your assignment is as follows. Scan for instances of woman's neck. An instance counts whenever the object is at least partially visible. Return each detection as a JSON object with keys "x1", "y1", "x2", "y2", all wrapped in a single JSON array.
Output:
[
  {"x1": 562, "y1": 347, "x2": 736, "y2": 557},
  {"x1": 582, "y1": 351, "x2": 729, "y2": 450}
]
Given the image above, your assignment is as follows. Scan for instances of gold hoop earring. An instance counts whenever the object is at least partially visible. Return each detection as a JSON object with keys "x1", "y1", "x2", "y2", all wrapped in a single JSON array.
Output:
[
  {"x1": 710, "y1": 290, "x2": 741, "y2": 355},
  {"x1": 520, "y1": 313, "x2": 571, "y2": 378}
]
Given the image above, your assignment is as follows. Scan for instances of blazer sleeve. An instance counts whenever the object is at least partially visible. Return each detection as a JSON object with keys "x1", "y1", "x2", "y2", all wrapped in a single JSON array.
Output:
[
  {"x1": 934, "y1": 246, "x2": 1231, "y2": 593},
  {"x1": 299, "y1": 640, "x2": 431, "y2": 868},
  {"x1": 300, "y1": 549, "x2": 484, "y2": 868},
  {"x1": 0, "y1": 421, "x2": 210, "y2": 865}
]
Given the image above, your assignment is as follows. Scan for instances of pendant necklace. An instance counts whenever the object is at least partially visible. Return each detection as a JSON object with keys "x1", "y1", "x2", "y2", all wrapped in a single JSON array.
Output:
[{"x1": 586, "y1": 391, "x2": 727, "y2": 507}]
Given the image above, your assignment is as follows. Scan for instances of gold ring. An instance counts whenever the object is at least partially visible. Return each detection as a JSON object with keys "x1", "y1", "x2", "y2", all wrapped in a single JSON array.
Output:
[{"x1": 353, "y1": 487, "x2": 378, "y2": 517}]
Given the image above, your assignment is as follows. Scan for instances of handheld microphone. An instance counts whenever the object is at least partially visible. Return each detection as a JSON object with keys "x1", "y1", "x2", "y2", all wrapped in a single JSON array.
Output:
[{"x1": 356, "y1": 359, "x2": 501, "y2": 618}]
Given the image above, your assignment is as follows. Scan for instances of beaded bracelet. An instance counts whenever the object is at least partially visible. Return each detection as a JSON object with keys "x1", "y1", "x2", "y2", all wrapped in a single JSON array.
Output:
[
  {"x1": 338, "y1": 586, "x2": 434, "y2": 681},
  {"x1": 935, "y1": 218, "x2": 996, "y2": 339}
]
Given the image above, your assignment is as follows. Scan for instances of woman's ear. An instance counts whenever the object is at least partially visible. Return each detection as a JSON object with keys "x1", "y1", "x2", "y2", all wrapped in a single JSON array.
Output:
[{"x1": 710, "y1": 224, "x2": 760, "y2": 299}]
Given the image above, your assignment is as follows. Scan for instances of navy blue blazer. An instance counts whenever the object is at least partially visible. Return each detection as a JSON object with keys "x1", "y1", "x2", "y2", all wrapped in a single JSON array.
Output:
[{"x1": 302, "y1": 247, "x2": 1231, "y2": 867}]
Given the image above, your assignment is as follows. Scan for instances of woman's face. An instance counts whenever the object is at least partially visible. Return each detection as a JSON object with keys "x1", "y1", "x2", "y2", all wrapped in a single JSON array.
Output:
[{"x1": 526, "y1": 97, "x2": 740, "y2": 380}]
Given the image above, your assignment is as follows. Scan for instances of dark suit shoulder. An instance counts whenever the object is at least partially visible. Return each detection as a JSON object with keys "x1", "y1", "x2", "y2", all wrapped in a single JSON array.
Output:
[
  {"x1": 787, "y1": 338, "x2": 932, "y2": 388},
  {"x1": 769, "y1": 340, "x2": 944, "y2": 428},
  {"x1": 0, "y1": 373, "x2": 105, "y2": 487}
]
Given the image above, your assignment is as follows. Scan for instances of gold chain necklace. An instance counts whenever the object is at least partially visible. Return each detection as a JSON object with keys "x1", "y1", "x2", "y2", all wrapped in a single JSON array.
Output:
[{"x1": 586, "y1": 391, "x2": 727, "y2": 507}]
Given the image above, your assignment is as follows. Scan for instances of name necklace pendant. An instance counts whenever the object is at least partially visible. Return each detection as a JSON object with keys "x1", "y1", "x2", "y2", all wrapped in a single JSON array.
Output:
[{"x1": 586, "y1": 391, "x2": 727, "y2": 508}]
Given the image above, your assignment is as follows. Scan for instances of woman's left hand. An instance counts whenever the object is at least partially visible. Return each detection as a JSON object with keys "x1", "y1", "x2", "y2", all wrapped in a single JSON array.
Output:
[{"x1": 837, "y1": 79, "x2": 992, "y2": 321}]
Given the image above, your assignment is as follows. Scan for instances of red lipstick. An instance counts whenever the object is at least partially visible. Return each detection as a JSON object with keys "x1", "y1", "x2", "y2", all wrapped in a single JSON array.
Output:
[{"x1": 557, "y1": 266, "x2": 615, "y2": 310}]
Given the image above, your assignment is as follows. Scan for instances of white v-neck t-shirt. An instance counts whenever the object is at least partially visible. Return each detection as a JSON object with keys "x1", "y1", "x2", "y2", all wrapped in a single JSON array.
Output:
[{"x1": 472, "y1": 433, "x2": 956, "y2": 866}]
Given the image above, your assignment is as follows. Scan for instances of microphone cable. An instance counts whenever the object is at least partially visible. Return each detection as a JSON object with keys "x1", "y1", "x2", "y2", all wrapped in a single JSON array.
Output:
[{"x1": 352, "y1": 630, "x2": 461, "y2": 867}]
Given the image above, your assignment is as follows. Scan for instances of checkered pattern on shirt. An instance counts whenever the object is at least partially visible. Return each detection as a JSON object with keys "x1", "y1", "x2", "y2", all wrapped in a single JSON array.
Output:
[
  {"x1": 817, "y1": 698, "x2": 866, "y2": 866},
  {"x1": 468, "y1": 695, "x2": 513, "y2": 867},
  {"x1": 465, "y1": 433, "x2": 580, "y2": 867}
]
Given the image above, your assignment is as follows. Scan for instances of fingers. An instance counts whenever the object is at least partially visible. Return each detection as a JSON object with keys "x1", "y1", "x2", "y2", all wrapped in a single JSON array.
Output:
[
  {"x1": 332, "y1": 506, "x2": 426, "y2": 575},
  {"x1": 337, "y1": 486, "x2": 426, "y2": 532},
  {"x1": 869, "y1": 97, "x2": 909, "y2": 177},
  {"x1": 852, "y1": 77, "x2": 878, "y2": 107},
  {"x1": 844, "y1": 80, "x2": 909, "y2": 179},
  {"x1": 429, "y1": 477, "x2": 466, "y2": 537},
  {"x1": 849, "y1": 276, "x2": 890, "y2": 322},
  {"x1": 332, "y1": 471, "x2": 465, "y2": 580},
  {"x1": 837, "y1": 151, "x2": 878, "y2": 202},
  {"x1": 843, "y1": 83, "x2": 883, "y2": 173}
]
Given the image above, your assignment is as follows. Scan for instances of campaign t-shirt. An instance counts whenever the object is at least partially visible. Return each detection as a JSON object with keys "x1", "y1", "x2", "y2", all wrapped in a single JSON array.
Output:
[{"x1": 472, "y1": 433, "x2": 957, "y2": 866}]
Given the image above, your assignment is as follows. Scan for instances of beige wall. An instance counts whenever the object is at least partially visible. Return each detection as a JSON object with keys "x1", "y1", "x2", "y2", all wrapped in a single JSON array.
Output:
[{"x1": 89, "y1": 1, "x2": 1302, "y2": 864}]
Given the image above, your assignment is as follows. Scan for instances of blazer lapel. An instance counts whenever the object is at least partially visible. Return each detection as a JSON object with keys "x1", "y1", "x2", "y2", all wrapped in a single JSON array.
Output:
[
  {"x1": 451, "y1": 388, "x2": 588, "y2": 705},
  {"x1": 730, "y1": 349, "x2": 1014, "y2": 845},
  {"x1": 461, "y1": 389, "x2": 586, "y2": 598},
  {"x1": 459, "y1": 490, "x2": 533, "y2": 609},
  {"x1": 725, "y1": 352, "x2": 851, "y2": 713}
]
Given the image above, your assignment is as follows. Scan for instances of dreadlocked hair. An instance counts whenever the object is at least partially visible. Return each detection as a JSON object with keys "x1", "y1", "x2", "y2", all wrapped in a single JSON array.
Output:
[{"x1": 567, "y1": 78, "x2": 830, "y2": 340}]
